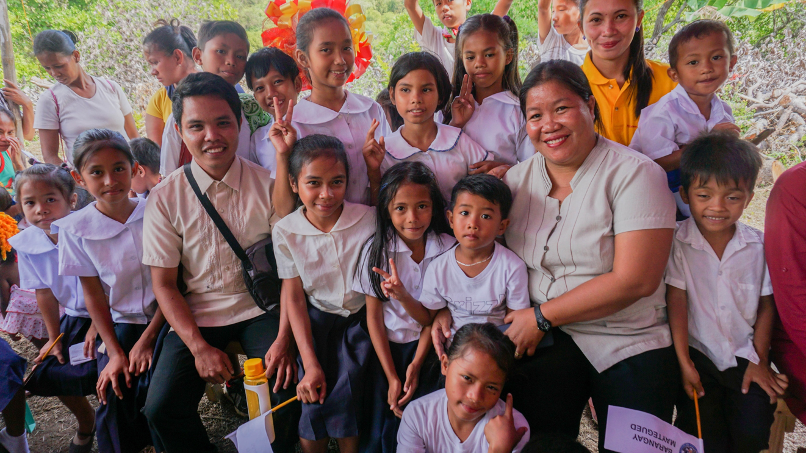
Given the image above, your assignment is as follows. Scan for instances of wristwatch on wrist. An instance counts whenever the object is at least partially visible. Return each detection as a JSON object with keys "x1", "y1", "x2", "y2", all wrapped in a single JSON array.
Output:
[{"x1": 533, "y1": 304, "x2": 552, "y2": 333}]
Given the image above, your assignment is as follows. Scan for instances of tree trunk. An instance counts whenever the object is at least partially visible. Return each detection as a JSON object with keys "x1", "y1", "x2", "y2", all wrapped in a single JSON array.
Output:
[
  {"x1": 651, "y1": 0, "x2": 678, "y2": 43},
  {"x1": 0, "y1": 0, "x2": 24, "y2": 140}
]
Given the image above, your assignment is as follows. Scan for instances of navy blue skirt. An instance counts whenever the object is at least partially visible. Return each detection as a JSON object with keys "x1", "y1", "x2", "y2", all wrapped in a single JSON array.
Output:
[
  {"x1": 360, "y1": 339, "x2": 442, "y2": 452},
  {"x1": 25, "y1": 314, "x2": 97, "y2": 397},
  {"x1": 95, "y1": 323, "x2": 154, "y2": 453},
  {"x1": 297, "y1": 305, "x2": 373, "y2": 441},
  {"x1": 0, "y1": 338, "x2": 26, "y2": 411}
]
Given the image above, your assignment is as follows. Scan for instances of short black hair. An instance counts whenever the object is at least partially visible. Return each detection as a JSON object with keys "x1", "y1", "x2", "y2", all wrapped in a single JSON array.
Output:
[
  {"x1": 288, "y1": 134, "x2": 350, "y2": 186},
  {"x1": 172, "y1": 72, "x2": 242, "y2": 129},
  {"x1": 521, "y1": 60, "x2": 602, "y2": 132},
  {"x1": 450, "y1": 174, "x2": 513, "y2": 219},
  {"x1": 680, "y1": 132, "x2": 762, "y2": 193},
  {"x1": 388, "y1": 52, "x2": 452, "y2": 113},
  {"x1": 197, "y1": 20, "x2": 249, "y2": 52},
  {"x1": 72, "y1": 129, "x2": 134, "y2": 173},
  {"x1": 669, "y1": 20, "x2": 735, "y2": 69},
  {"x1": 446, "y1": 323, "x2": 516, "y2": 379},
  {"x1": 129, "y1": 138, "x2": 160, "y2": 174},
  {"x1": 245, "y1": 47, "x2": 300, "y2": 90},
  {"x1": 33, "y1": 30, "x2": 77, "y2": 56}
]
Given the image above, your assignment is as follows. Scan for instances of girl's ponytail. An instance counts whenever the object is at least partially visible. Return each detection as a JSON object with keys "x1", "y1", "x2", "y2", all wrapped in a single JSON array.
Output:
[{"x1": 144, "y1": 18, "x2": 197, "y2": 58}]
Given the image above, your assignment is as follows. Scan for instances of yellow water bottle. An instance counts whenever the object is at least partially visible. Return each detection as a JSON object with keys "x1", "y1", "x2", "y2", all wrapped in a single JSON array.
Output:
[{"x1": 243, "y1": 358, "x2": 271, "y2": 420}]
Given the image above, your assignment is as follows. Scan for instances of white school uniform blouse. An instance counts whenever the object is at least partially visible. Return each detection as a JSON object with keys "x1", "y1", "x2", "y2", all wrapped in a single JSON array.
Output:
[
  {"x1": 414, "y1": 17, "x2": 455, "y2": 80},
  {"x1": 353, "y1": 232, "x2": 456, "y2": 344},
  {"x1": 291, "y1": 92, "x2": 391, "y2": 205},
  {"x1": 665, "y1": 218, "x2": 773, "y2": 371},
  {"x1": 397, "y1": 389, "x2": 530, "y2": 453},
  {"x1": 462, "y1": 91, "x2": 535, "y2": 166},
  {"x1": 53, "y1": 199, "x2": 156, "y2": 324},
  {"x1": 629, "y1": 84, "x2": 734, "y2": 160},
  {"x1": 503, "y1": 136, "x2": 676, "y2": 372},
  {"x1": 9, "y1": 226, "x2": 88, "y2": 318},
  {"x1": 160, "y1": 113, "x2": 254, "y2": 176},
  {"x1": 249, "y1": 122, "x2": 278, "y2": 178},
  {"x1": 538, "y1": 26, "x2": 589, "y2": 66},
  {"x1": 273, "y1": 202, "x2": 376, "y2": 317},
  {"x1": 381, "y1": 124, "x2": 490, "y2": 203},
  {"x1": 419, "y1": 242, "x2": 531, "y2": 333}
]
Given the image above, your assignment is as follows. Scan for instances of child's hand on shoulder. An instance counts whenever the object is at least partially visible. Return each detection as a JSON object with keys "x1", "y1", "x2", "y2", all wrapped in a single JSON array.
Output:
[
  {"x1": 363, "y1": 119, "x2": 386, "y2": 173},
  {"x1": 97, "y1": 351, "x2": 132, "y2": 405},
  {"x1": 712, "y1": 122, "x2": 741, "y2": 137},
  {"x1": 269, "y1": 97, "x2": 297, "y2": 158},
  {"x1": 373, "y1": 258, "x2": 412, "y2": 301},
  {"x1": 742, "y1": 360, "x2": 789, "y2": 404},
  {"x1": 450, "y1": 74, "x2": 476, "y2": 129},
  {"x1": 485, "y1": 393, "x2": 528, "y2": 453},
  {"x1": 680, "y1": 359, "x2": 704, "y2": 400}
]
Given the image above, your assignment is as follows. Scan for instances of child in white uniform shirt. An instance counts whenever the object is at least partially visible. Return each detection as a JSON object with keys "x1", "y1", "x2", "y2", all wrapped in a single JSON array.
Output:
[
  {"x1": 630, "y1": 20, "x2": 740, "y2": 218},
  {"x1": 354, "y1": 162, "x2": 456, "y2": 452},
  {"x1": 537, "y1": 0, "x2": 588, "y2": 65},
  {"x1": 397, "y1": 323, "x2": 530, "y2": 453},
  {"x1": 54, "y1": 130, "x2": 164, "y2": 453},
  {"x1": 10, "y1": 165, "x2": 98, "y2": 452},
  {"x1": 666, "y1": 134, "x2": 788, "y2": 453},
  {"x1": 446, "y1": 15, "x2": 534, "y2": 168},
  {"x1": 272, "y1": 135, "x2": 377, "y2": 452},
  {"x1": 367, "y1": 52, "x2": 490, "y2": 204}
]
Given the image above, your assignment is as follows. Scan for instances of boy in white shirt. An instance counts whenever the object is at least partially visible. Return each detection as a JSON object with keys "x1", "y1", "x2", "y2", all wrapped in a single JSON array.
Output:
[
  {"x1": 630, "y1": 20, "x2": 741, "y2": 218},
  {"x1": 129, "y1": 138, "x2": 161, "y2": 199},
  {"x1": 666, "y1": 133, "x2": 789, "y2": 452},
  {"x1": 419, "y1": 174, "x2": 530, "y2": 336}
]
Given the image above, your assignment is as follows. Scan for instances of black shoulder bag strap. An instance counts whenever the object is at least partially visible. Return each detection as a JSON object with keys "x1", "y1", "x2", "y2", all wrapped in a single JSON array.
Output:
[{"x1": 183, "y1": 164, "x2": 253, "y2": 273}]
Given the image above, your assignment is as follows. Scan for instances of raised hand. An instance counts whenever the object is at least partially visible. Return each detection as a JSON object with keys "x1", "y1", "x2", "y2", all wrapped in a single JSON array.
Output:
[
  {"x1": 269, "y1": 97, "x2": 297, "y2": 159},
  {"x1": 1, "y1": 79, "x2": 32, "y2": 108},
  {"x1": 363, "y1": 119, "x2": 386, "y2": 173},
  {"x1": 450, "y1": 74, "x2": 475, "y2": 129},
  {"x1": 372, "y1": 258, "x2": 412, "y2": 301},
  {"x1": 485, "y1": 393, "x2": 528, "y2": 453}
]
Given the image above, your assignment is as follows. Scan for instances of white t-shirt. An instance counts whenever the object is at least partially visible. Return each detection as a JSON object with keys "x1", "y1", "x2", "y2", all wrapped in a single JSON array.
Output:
[
  {"x1": 462, "y1": 91, "x2": 535, "y2": 166},
  {"x1": 249, "y1": 122, "x2": 277, "y2": 178},
  {"x1": 539, "y1": 25, "x2": 589, "y2": 66},
  {"x1": 160, "y1": 113, "x2": 254, "y2": 176},
  {"x1": 353, "y1": 232, "x2": 456, "y2": 344},
  {"x1": 397, "y1": 389, "x2": 530, "y2": 453},
  {"x1": 420, "y1": 242, "x2": 531, "y2": 333},
  {"x1": 665, "y1": 218, "x2": 773, "y2": 371},
  {"x1": 33, "y1": 77, "x2": 132, "y2": 163},
  {"x1": 381, "y1": 124, "x2": 490, "y2": 203},
  {"x1": 415, "y1": 16, "x2": 456, "y2": 80}
]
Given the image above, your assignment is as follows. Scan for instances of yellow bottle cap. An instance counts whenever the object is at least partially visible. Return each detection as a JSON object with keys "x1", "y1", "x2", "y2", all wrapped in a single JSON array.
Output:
[{"x1": 243, "y1": 358, "x2": 265, "y2": 378}]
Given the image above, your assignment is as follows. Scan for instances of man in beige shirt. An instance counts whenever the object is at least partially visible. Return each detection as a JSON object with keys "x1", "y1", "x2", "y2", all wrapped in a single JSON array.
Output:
[{"x1": 141, "y1": 73, "x2": 298, "y2": 452}]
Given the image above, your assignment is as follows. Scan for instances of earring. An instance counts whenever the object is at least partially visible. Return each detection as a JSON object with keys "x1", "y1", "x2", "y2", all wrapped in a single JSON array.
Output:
[
  {"x1": 635, "y1": 26, "x2": 641, "y2": 32},
  {"x1": 583, "y1": 35, "x2": 586, "y2": 40}
]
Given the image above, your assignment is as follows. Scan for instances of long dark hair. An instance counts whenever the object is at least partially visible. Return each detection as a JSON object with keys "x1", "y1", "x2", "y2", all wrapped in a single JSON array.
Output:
[
  {"x1": 446, "y1": 323, "x2": 516, "y2": 379},
  {"x1": 358, "y1": 162, "x2": 451, "y2": 302},
  {"x1": 580, "y1": 0, "x2": 653, "y2": 118},
  {"x1": 444, "y1": 14, "x2": 521, "y2": 124},
  {"x1": 520, "y1": 60, "x2": 603, "y2": 132}
]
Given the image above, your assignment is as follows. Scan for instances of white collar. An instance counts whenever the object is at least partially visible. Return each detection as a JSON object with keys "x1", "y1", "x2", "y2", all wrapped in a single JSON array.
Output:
[
  {"x1": 392, "y1": 231, "x2": 455, "y2": 260},
  {"x1": 676, "y1": 217, "x2": 761, "y2": 253},
  {"x1": 385, "y1": 123, "x2": 463, "y2": 160},
  {"x1": 8, "y1": 225, "x2": 56, "y2": 255},
  {"x1": 670, "y1": 84, "x2": 726, "y2": 119},
  {"x1": 189, "y1": 155, "x2": 244, "y2": 193},
  {"x1": 51, "y1": 198, "x2": 147, "y2": 240},
  {"x1": 476, "y1": 90, "x2": 519, "y2": 108},
  {"x1": 287, "y1": 201, "x2": 374, "y2": 236},
  {"x1": 292, "y1": 91, "x2": 374, "y2": 125}
]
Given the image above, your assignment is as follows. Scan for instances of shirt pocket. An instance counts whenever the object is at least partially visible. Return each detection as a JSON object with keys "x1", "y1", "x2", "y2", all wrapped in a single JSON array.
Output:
[{"x1": 732, "y1": 282, "x2": 760, "y2": 321}]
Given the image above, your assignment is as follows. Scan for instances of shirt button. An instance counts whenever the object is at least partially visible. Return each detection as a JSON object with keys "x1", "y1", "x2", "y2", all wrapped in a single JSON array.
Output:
[
  {"x1": 414, "y1": 285, "x2": 419, "y2": 290},
  {"x1": 782, "y1": 268, "x2": 787, "y2": 272},
  {"x1": 550, "y1": 277, "x2": 556, "y2": 283},
  {"x1": 718, "y1": 271, "x2": 722, "y2": 276},
  {"x1": 332, "y1": 263, "x2": 339, "y2": 269},
  {"x1": 556, "y1": 215, "x2": 562, "y2": 221},
  {"x1": 720, "y1": 306, "x2": 726, "y2": 310},
  {"x1": 608, "y1": 84, "x2": 613, "y2": 89},
  {"x1": 615, "y1": 107, "x2": 619, "y2": 111},
  {"x1": 348, "y1": 145, "x2": 353, "y2": 149},
  {"x1": 219, "y1": 208, "x2": 224, "y2": 213},
  {"x1": 130, "y1": 256, "x2": 136, "y2": 260},
  {"x1": 543, "y1": 246, "x2": 549, "y2": 251},
  {"x1": 134, "y1": 286, "x2": 141, "y2": 290}
]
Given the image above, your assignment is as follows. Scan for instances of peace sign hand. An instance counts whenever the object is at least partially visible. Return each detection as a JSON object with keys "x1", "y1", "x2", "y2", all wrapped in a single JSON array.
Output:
[
  {"x1": 485, "y1": 393, "x2": 528, "y2": 453},
  {"x1": 269, "y1": 97, "x2": 297, "y2": 159},
  {"x1": 450, "y1": 74, "x2": 475, "y2": 129},
  {"x1": 372, "y1": 258, "x2": 411, "y2": 302},
  {"x1": 363, "y1": 119, "x2": 386, "y2": 173}
]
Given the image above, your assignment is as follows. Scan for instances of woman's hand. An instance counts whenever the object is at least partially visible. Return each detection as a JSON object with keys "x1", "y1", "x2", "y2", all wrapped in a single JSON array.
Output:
[
  {"x1": 431, "y1": 309, "x2": 453, "y2": 357},
  {"x1": 36, "y1": 337, "x2": 64, "y2": 364},
  {"x1": 373, "y1": 258, "x2": 413, "y2": 301},
  {"x1": 742, "y1": 360, "x2": 788, "y2": 404},
  {"x1": 83, "y1": 323, "x2": 97, "y2": 360},
  {"x1": 97, "y1": 352, "x2": 131, "y2": 405},
  {"x1": 504, "y1": 308, "x2": 544, "y2": 357},
  {"x1": 265, "y1": 334, "x2": 299, "y2": 393},
  {"x1": 488, "y1": 165, "x2": 512, "y2": 180},
  {"x1": 128, "y1": 333, "x2": 156, "y2": 376},
  {"x1": 680, "y1": 359, "x2": 704, "y2": 399},
  {"x1": 450, "y1": 74, "x2": 475, "y2": 129},
  {"x1": 469, "y1": 161, "x2": 507, "y2": 176},
  {"x1": 363, "y1": 119, "x2": 386, "y2": 174},
  {"x1": 297, "y1": 364, "x2": 327, "y2": 404},
  {"x1": 485, "y1": 393, "x2": 528, "y2": 453},
  {"x1": 6, "y1": 136, "x2": 24, "y2": 167},
  {"x1": 1, "y1": 80, "x2": 32, "y2": 109},
  {"x1": 269, "y1": 97, "x2": 297, "y2": 159}
]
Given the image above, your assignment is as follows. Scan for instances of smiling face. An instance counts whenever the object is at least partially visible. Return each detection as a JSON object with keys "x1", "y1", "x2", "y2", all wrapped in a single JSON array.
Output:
[
  {"x1": 291, "y1": 155, "x2": 347, "y2": 231},
  {"x1": 553, "y1": 0, "x2": 581, "y2": 35},
  {"x1": 73, "y1": 148, "x2": 136, "y2": 206},
  {"x1": 19, "y1": 180, "x2": 73, "y2": 233},
  {"x1": 297, "y1": 18, "x2": 355, "y2": 90},
  {"x1": 442, "y1": 348, "x2": 506, "y2": 424},
  {"x1": 447, "y1": 192, "x2": 508, "y2": 252},
  {"x1": 144, "y1": 48, "x2": 186, "y2": 87},
  {"x1": 681, "y1": 176, "x2": 753, "y2": 237},
  {"x1": 523, "y1": 80, "x2": 598, "y2": 169},
  {"x1": 36, "y1": 51, "x2": 82, "y2": 86},
  {"x1": 433, "y1": 0, "x2": 472, "y2": 29},
  {"x1": 388, "y1": 182, "x2": 434, "y2": 247},
  {"x1": 177, "y1": 95, "x2": 240, "y2": 179},
  {"x1": 669, "y1": 31, "x2": 736, "y2": 100},
  {"x1": 391, "y1": 69, "x2": 441, "y2": 125},
  {"x1": 251, "y1": 68, "x2": 301, "y2": 118},
  {"x1": 194, "y1": 33, "x2": 249, "y2": 86},
  {"x1": 580, "y1": 0, "x2": 643, "y2": 63},
  {"x1": 0, "y1": 114, "x2": 16, "y2": 152},
  {"x1": 461, "y1": 30, "x2": 512, "y2": 94}
]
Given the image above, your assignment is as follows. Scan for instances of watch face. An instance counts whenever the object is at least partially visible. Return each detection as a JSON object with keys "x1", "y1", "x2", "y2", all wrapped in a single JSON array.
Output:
[{"x1": 538, "y1": 320, "x2": 551, "y2": 332}]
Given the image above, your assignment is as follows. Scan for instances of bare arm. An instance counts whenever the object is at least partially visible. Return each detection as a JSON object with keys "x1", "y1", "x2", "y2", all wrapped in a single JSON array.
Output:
[
  {"x1": 404, "y1": 0, "x2": 427, "y2": 35},
  {"x1": 654, "y1": 147, "x2": 683, "y2": 173},
  {"x1": 366, "y1": 296, "x2": 405, "y2": 413},
  {"x1": 39, "y1": 129, "x2": 63, "y2": 165},
  {"x1": 124, "y1": 113, "x2": 139, "y2": 139},
  {"x1": 741, "y1": 294, "x2": 789, "y2": 402},
  {"x1": 492, "y1": 0, "x2": 515, "y2": 17},
  {"x1": 80, "y1": 276, "x2": 122, "y2": 357},
  {"x1": 145, "y1": 114, "x2": 165, "y2": 147},
  {"x1": 272, "y1": 156, "x2": 296, "y2": 218},
  {"x1": 537, "y1": 0, "x2": 552, "y2": 42},
  {"x1": 283, "y1": 276, "x2": 327, "y2": 403},
  {"x1": 753, "y1": 295, "x2": 776, "y2": 365},
  {"x1": 33, "y1": 289, "x2": 67, "y2": 363},
  {"x1": 667, "y1": 284, "x2": 704, "y2": 398}
]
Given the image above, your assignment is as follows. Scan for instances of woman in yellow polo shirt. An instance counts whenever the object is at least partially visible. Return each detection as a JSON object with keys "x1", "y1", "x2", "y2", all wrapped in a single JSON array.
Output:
[
  {"x1": 143, "y1": 19, "x2": 198, "y2": 146},
  {"x1": 579, "y1": 0, "x2": 676, "y2": 146}
]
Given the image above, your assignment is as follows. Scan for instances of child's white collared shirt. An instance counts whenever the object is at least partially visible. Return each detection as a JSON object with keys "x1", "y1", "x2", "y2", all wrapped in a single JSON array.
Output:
[
  {"x1": 414, "y1": 17, "x2": 456, "y2": 80},
  {"x1": 538, "y1": 26, "x2": 589, "y2": 66},
  {"x1": 665, "y1": 217, "x2": 773, "y2": 371},
  {"x1": 381, "y1": 123, "x2": 490, "y2": 203},
  {"x1": 249, "y1": 121, "x2": 278, "y2": 178},
  {"x1": 291, "y1": 92, "x2": 391, "y2": 206},
  {"x1": 420, "y1": 242, "x2": 531, "y2": 333},
  {"x1": 462, "y1": 91, "x2": 535, "y2": 166},
  {"x1": 160, "y1": 114, "x2": 254, "y2": 176},
  {"x1": 9, "y1": 226, "x2": 88, "y2": 318},
  {"x1": 630, "y1": 84, "x2": 735, "y2": 160},
  {"x1": 353, "y1": 232, "x2": 456, "y2": 344},
  {"x1": 53, "y1": 198, "x2": 157, "y2": 324},
  {"x1": 273, "y1": 201, "x2": 376, "y2": 317}
]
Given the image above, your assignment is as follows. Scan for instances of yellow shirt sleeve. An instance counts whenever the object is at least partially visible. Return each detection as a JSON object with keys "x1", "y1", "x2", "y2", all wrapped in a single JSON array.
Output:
[{"x1": 145, "y1": 87, "x2": 173, "y2": 122}]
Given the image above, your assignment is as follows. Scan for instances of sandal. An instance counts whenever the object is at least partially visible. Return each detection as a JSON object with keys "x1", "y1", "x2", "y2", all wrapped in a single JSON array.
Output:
[{"x1": 68, "y1": 427, "x2": 95, "y2": 453}]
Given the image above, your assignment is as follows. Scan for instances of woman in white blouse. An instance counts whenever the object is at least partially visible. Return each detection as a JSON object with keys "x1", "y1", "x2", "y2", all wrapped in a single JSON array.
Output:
[{"x1": 489, "y1": 60, "x2": 677, "y2": 450}]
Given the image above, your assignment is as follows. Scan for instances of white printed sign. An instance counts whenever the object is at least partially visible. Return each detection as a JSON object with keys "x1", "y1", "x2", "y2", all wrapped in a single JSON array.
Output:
[
  {"x1": 225, "y1": 410, "x2": 275, "y2": 453},
  {"x1": 604, "y1": 406, "x2": 705, "y2": 453}
]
